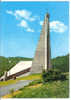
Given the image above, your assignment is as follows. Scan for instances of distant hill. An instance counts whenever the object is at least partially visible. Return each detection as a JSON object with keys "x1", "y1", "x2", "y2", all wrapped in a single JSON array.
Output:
[
  {"x1": 51, "y1": 54, "x2": 69, "y2": 72},
  {"x1": 0, "y1": 54, "x2": 69, "y2": 77},
  {"x1": 0, "y1": 56, "x2": 33, "y2": 77}
]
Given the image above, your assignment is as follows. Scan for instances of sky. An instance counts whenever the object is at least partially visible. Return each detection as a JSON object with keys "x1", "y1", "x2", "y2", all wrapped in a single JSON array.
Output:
[{"x1": 0, "y1": 1, "x2": 69, "y2": 58}]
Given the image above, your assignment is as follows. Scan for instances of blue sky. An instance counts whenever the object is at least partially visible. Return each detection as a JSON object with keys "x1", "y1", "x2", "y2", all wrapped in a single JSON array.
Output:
[{"x1": 0, "y1": 1, "x2": 69, "y2": 58}]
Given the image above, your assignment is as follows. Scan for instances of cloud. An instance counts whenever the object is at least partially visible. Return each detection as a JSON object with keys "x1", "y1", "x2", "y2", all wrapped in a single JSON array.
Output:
[
  {"x1": 18, "y1": 20, "x2": 28, "y2": 28},
  {"x1": 6, "y1": 10, "x2": 35, "y2": 32},
  {"x1": 18, "y1": 20, "x2": 34, "y2": 32},
  {"x1": 29, "y1": 17, "x2": 35, "y2": 22},
  {"x1": 6, "y1": 10, "x2": 36, "y2": 21},
  {"x1": 14, "y1": 10, "x2": 36, "y2": 21},
  {"x1": 27, "y1": 28, "x2": 34, "y2": 32},
  {"x1": 40, "y1": 20, "x2": 67, "y2": 33},
  {"x1": 14, "y1": 10, "x2": 31, "y2": 20},
  {"x1": 50, "y1": 21, "x2": 67, "y2": 33},
  {"x1": 6, "y1": 10, "x2": 13, "y2": 15},
  {"x1": 40, "y1": 21, "x2": 43, "y2": 26}
]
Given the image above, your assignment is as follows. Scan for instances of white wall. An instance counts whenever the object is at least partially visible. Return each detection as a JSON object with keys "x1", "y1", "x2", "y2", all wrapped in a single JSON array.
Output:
[{"x1": 7, "y1": 61, "x2": 32, "y2": 76}]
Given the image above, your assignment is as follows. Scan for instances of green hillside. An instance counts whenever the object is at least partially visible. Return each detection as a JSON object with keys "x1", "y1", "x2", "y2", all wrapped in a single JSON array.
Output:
[
  {"x1": 51, "y1": 54, "x2": 69, "y2": 72},
  {"x1": 0, "y1": 56, "x2": 33, "y2": 77}
]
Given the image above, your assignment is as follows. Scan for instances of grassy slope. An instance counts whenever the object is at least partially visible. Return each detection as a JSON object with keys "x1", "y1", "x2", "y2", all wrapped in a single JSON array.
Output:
[
  {"x1": 13, "y1": 73, "x2": 69, "y2": 98},
  {"x1": 13, "y1": 79, "x2": 69, "y2": 98},
  {"x1": 14, "y1": 72, "x2": 69, "y2": 98},
  {"x1": 1, "y1": 73, "x2": 69, "y2": 98}
]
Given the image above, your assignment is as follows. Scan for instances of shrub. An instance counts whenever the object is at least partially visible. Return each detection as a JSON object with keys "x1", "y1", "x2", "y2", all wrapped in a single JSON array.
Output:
[
  {"x1": 28, "y1": 79, "x2": 42, "y2": 86},
  {"x1": 42, "y1": 68, "x2": 67, "y2": 83}
]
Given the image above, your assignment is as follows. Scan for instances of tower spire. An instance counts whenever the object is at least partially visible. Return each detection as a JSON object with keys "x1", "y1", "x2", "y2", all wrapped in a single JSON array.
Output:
[{"x1": 31, "y1": 13, "x2": 51, "y2": 73}]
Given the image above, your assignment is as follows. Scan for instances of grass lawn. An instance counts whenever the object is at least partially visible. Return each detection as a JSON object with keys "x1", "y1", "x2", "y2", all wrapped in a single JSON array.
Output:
[
  {"x1": 1, "y1": 73, "x2": 69, "y2": 98},
  {"x1": 16, "y1": 73, "x2": 41, "y2": 81},
  {"x1": 13, "y1": 72, "x2": 69, "y2": 98},
  {"x1": 0, "y1": 80, "x2": 18, "y2": 87},
  {"x1": 0, "y1": 73, "x2": 41, "y2": 87},
  {"x1": 13, "y1": 79, "x2": 69, "y2": 98}
]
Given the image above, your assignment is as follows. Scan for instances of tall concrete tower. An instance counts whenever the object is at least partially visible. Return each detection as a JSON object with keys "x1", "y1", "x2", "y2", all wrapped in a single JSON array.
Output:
[{"x1": 31, "y1": 13, "x2": 51, "y2": 73}]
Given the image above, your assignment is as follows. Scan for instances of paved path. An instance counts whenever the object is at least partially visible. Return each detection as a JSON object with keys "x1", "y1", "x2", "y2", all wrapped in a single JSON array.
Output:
[{"x1": 0, "y1": 80, "x2": 32, "y2": 97}]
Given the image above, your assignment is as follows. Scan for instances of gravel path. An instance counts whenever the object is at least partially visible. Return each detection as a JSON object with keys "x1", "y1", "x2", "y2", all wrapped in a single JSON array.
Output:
[{"x1": 0, "y1": 80, "x2": 32, "y2": 97}]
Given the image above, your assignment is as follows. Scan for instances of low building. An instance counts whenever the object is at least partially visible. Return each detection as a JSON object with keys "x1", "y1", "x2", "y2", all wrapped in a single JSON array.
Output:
[{"x1": 0, "y1": 61, "x2": 32, "y2": 81}]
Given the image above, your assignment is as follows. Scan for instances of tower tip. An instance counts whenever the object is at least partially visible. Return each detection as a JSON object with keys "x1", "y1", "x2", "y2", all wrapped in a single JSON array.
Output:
[{"x1": 46, "y1": 13, "x2": 49, "y2": 18}]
